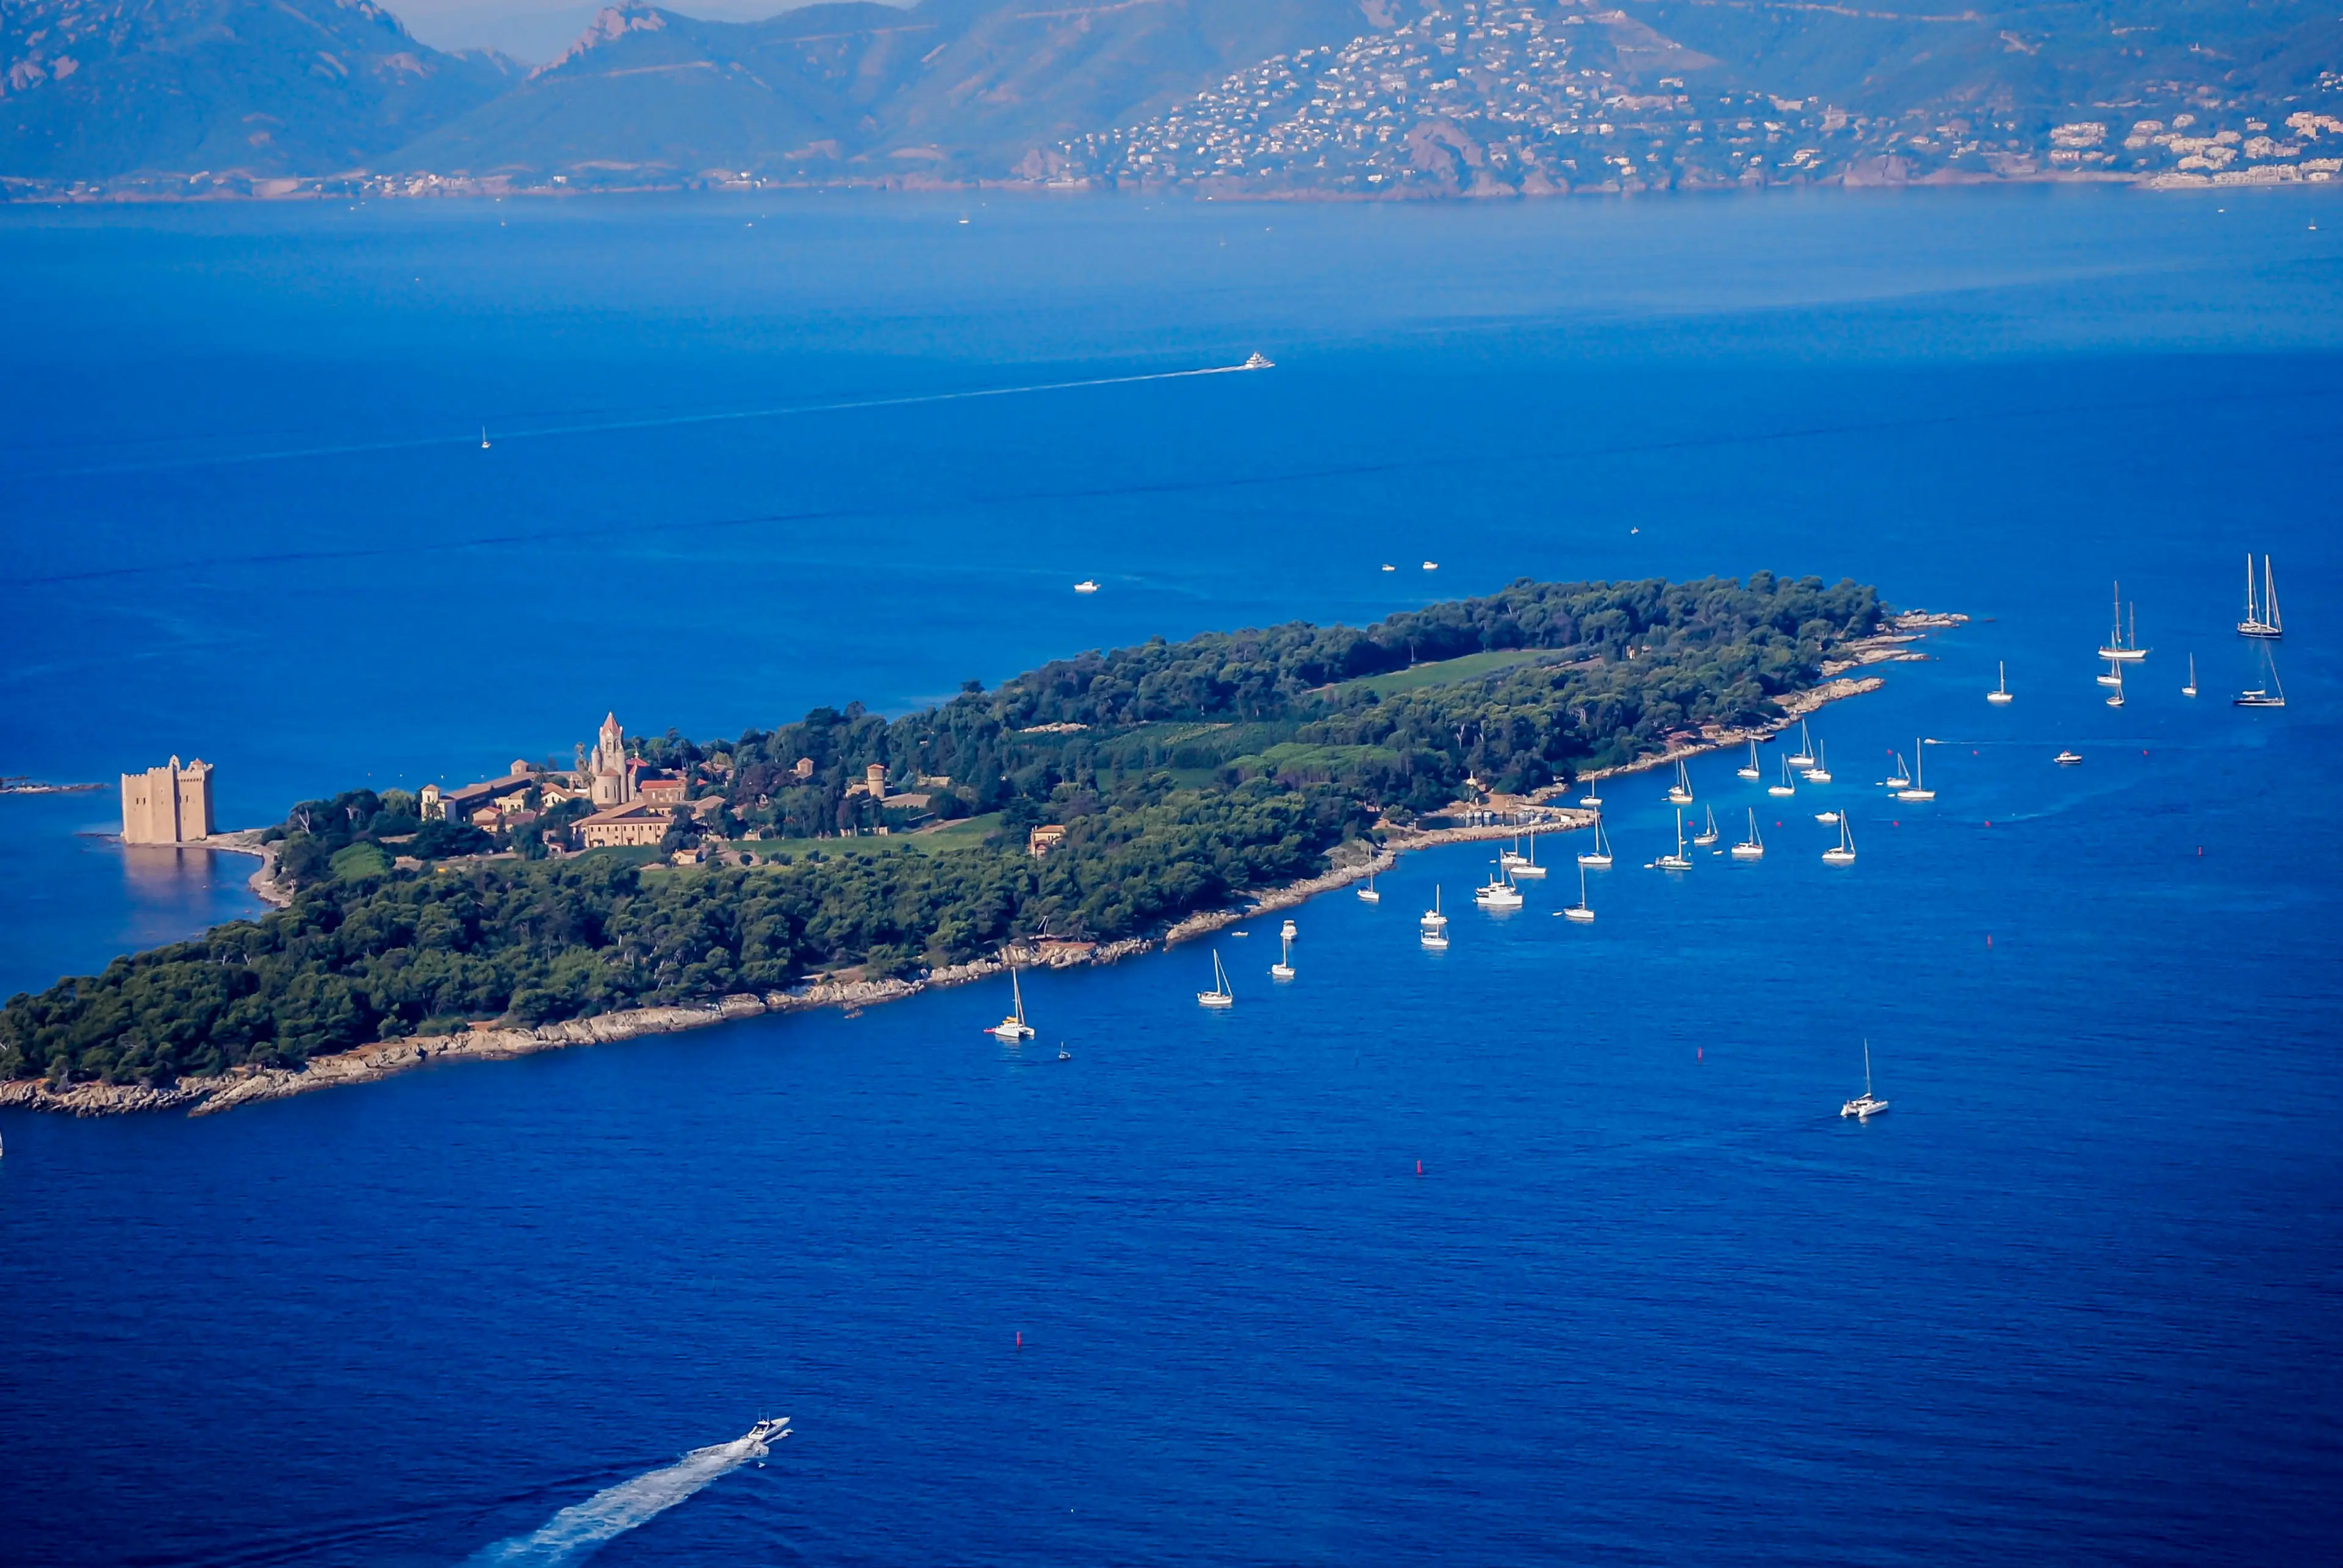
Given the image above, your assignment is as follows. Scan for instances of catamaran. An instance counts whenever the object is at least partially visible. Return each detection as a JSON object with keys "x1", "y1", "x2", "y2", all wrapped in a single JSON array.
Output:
[
  {"x1": 1802, "y1": 741, "x2": 1832, "y2": 784},
  {"x1": 2238, "y1": 554, "x2": 2283, "y2": 639},
  {"x1": 1357, "y1": 868, "x2": 1381, "y2": 904},
  {"x1": 1197, "y1": 949, "x2": 1235, "y2": 1008},
  {"x1": 2181, "y1": 655, "x2": 2198, "y2": 699},
  {"x1": 1893, "y1": 738, "x2": 1934, "y2": 802},
  {"x1": 1840, "y1": 1038, "x2": 1888, "y2": 1118},
  {"x1": 1506, "y1": 829, "x2": 1549, "y2": 879},
  {"x1": 1731, "y1": 808, "x2": 1765, "y2": 860},
  {"x1": 990, "y1": 966, "x2": 1036, "y2": 1041},
  {"x1": 1737, "y1": 738, "x2": 1763, "y2": 780},
  {"x1": 1988, "y1": 661, "x2": 2013, "y2": 705},
  {"x1": 1692, "y1": 805, "x2": 1720, "y2": 847},
  {"x1": 1666, "y1": 758, "x2": 1694, "y2": 805},
  {"x1": 1823, "y1": 816, "x2": 1857, "y2": 865},
  {"x1": 1768, "y1": 756, "x2": 1797, "y2": 798},
  {"x1": 2097, "y1": 584, "x2": 2148, "y2": 663},
  {"x1": 1475, "y1": 861, "x2": 1524, "y2": 909},
  {"x1": 1270, "y1": 930, "x2": 1296, "y2": 980},
  {"x1": 1657, "y1": 808, "x2": 1694, "y2": 871},
  {"x1": 2236, "y1": 643, "x2": 2287, "y2": 708},
  {"x1": 1564, "y1": 861, "x2": 1596, "y2": 922},
  {"x1": 1786, "y1": 720, "x2": 1816, "y2": 769},
  {"x1": 1578, "y1": 816, "x2": 1614, "y2": 868}
]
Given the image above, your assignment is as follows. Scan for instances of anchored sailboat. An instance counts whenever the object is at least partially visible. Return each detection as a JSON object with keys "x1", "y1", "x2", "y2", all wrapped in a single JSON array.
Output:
[
  {"x1": 1578, "y1": 816, "x2": 1614, "y2": 868},
  {"x1": 1822, "y1": 816, "x2": 1857, "y2": 865},
  {"x1": 1270, "y1": 930, "x2": 1296, "y2": 980},
  {"x1": 1737, "y1": 738, "x2": 1762, "y2": 780},
  {"x1": 1657, "y1": 808, "x2": 1694, "y2": 871},
  {"x1": 1786, "y1": 720, "x2": 1816, "y2": 769},
  {"x1": 1769, "y1": 755, "x2": 1797, "y2": 798},
  {"x1": 1840, "y1": 1038, "x2": 1888, "y2": 1118},
  {"x1": 1802, "y1": 741, "x2": 1832, "y2": 785},
  {"x1": 1666, "y1": 758, "x2": 1694, "y2": 806},
  {"x1": 1508, "y1": 828, "x2": 1548, "y2": 879},
  {"x1": 2238, "y1": 554, "x2": 2283, "y2": 639},
  {"x1": 1731, "y1": 808, "x2": 1765, "y2": 860},
  {"x1": 1420, "y1": 886, "x2": 1449, "y2": 932},
  {"x1": 1893, "y1": 738, "x2": 1934, "y2": 802},
  {"x1": 1692, "y1": 805, "x2": 1720, "y2": 847},
  {"x1": 1987, "y1": 661, "x2": 2013, "y2": 705},
  {"x1": 1357, "y1": 868, "x2": 1381, "y2": 904},
  {"x1": 2182, "y1": 655, "x2": 2198, "y2": 699},
  {"x1": 2098, "y1": 581, "x2": 2148, "y2": 662},
  {"x1": 1564, "y1": 861, "x2": 1596, "y2": 922},
  {"x1": 990, "y1": 966, "x2": 1036, "y2": 1041},
  {"x1": 1197, "y1": 949, "x2": 1236, "y2": 1008},
  {"x1": 1884, "y1": 751, "x2": 1912, "y2": 790},
  {"x1": 1474, "y1": 860, "x2": 1524, "y2": 908},
  {"x1": 2235, "y1": 644, "x2": 2287, "y2": 708}
]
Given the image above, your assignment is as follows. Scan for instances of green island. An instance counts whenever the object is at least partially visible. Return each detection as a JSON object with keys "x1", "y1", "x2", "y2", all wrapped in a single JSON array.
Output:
[{"x1": 4, "y1": 574, "x2": 1885, "y2": 1090}]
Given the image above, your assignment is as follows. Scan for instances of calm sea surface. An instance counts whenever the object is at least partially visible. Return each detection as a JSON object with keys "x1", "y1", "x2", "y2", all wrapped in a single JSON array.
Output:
[{"x1": 1, "y1": 189, "x2": 2338, "y2": 1565}]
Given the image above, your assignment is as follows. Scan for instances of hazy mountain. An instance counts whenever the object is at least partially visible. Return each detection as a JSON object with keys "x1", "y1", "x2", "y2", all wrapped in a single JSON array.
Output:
[{"x1": 0, "y1": 0, "x2": 514, "y2": 179}]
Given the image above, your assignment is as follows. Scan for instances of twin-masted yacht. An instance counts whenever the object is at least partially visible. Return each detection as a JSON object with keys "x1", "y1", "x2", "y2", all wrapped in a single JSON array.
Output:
[
  {"x1": 2098, "y1": 581, "x2": 2148, "y2": 662},
  {"x1": 1822, "y1": 816, "x2": 1857, "y2": 865},
  {"x1": 2238, "y1": 554, "x2": 2283, "y2": 639},
  {"x1": 990, "y1": 965, "x2": 1036, "y2": 1041},
  {"x1": 1730, "y1": 808, "x2": 1765, "y2": 860},
  {"x1": 1656, "y1": 808, "x2": 1694, "y2": 871},
  {"x1": 1197, "y1": 949, "x2": 1235, "y2": 1008},
  {"x1": 1840, "y1": 1038, "x2": 1888, "y2": 1119},
  {"x1": 1577, "y1": 816, "x2": 1614, "y2": 868}
]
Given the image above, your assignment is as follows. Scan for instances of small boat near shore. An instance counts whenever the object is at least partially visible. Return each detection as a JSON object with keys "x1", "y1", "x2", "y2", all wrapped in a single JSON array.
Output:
[
  {"x1": 990, "y1": 966, "x2": 1035, "y2": 1041},
  {"x1": 1578, "y1": 817, "x2": 1614, "y2": 868},
  {"x1": 1737, "y1": 738, "x2": 1762, "y2": 780}
]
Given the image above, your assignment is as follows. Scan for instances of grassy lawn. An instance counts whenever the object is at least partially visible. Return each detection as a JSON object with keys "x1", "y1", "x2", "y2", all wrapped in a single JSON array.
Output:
[
  {"x1": 705, "y1": 812, "x2": 1006, "y2": 865},
  {"x1": 1327, "y1": 647, "x2": 1563, "y2": 699}
]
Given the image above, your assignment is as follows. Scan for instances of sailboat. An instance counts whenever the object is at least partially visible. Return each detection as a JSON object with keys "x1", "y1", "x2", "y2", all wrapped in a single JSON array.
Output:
[
  {"x1": 1802, "y1": 741, "x2": 1832, "y2": 785},
  {"x1": 1692, "y1": 805, "x2": 1720, "y2": 847},
  {"x1": 1563, "y1": 861, "x2": 1596, "y2": 922},
  {"x1": 2096, "y1": 659, "x2": 2124, "y2": 688},
  {"x1": 2235, "y1": 644, "x2": 2287, "y2": 708},
  {"x1": 1987, "y1": 661, "x2": 2014, "y2": 705},
  {"x1": 1884, "y1": 752, "x2": 1912, "y2": 791},
  {"x1": 2105, "y1": 667, "x2": 2125, "y2": 708},
  {"x1": 1578, "y1": 816, "x2": 1614, "y2": 868},
  {"x1": 1840, "y1": 1038, "x2": 1888, "y2": 1118},
  {"x1": 1270, "y1": 930, "x2": 1296, "y2": 980},
  {"x1": 1737, "y1": 738, "x2": 1763, "y2": 780},
  {"x1": 1768, "y1": 756, "x2": 1797, "y2": 798},
  {"x1": 1474, "y1": 860, "x2": 1524, "y2": 908},
  {"x1": 1730, "y1": 808, "x2": 1765, "y2": 860},
  {"x1": 1666, "y1": 758, "x2": 1694, "y2": 805},
  {"x1": 479, "y1": 426, "x2": 491, "y2": 450},
  {"x1": 1823, "y1": 816, "x2": 1857, "y2": 865},
  {"x1": 990, "y1": 966, "x2": 1035, "y2": 1041},
  {"x1": 2098, "y1": 581, "x2": 2148, "y2": 662},
  {"x1": 1786, "y1": 720, "x2": 1816, "y2": 769},
  {"x1": 1657, "y1": 808, "x2": 1693, "y2": 871},
  {"x1": 1420, "y1": 886, "x2": 1449, "y2": 932},
  {"x1": 1197, "y1": 949, "x2": 1235, "y2": 1008},
  {"x1": 1357, "y1": 868, "x2": 1381, "y2": 904},
  {"x1": 2237, "y1": 554, "x2": 2283, "y2": 638},
  {"x1": 1508, "y1": 828, "x2": 1548, "y2": 879},
  {"x1": 1893, "y1": 738, "x2": 1934, "y2": 802},
  {"x1": 2181, "y1": 655, "x2": 2198, "y2": 699}
]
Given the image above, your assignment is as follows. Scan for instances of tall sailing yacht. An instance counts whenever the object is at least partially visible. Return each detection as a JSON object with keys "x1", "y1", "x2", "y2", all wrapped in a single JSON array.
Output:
[
  {"x1": 1987, "y1": 662, "x2": 2014, "y2": 705},
  {"x1": 1840, "y1": 1038, "x2": 1889, "y2": 1119},
  {"x1": 2235, "y1": 644, "x2": 2287, "y2": 708},
  {"x1": 1657, "y1": 808, "x2": 1694, "y2": 871},
  {"x1": 1357, "y1": 868, "x2": 1381, "y2": 903},
  {"x1": 1822, "y1": 815, "x2": 1857, "y2": 865},
  {"x1": 1197, "y1": 949, "x2": 1236, "y2": 1008},
  {"x1": 1786, "y1": 720, "x2": 1817, "y2": 769},
  {"x1": 1420, "y1": 886, "x2": 1449, "y2": 933},
  {"x1": 1270, "y1": 930, "x2": 1296, "y2": 980},
  {"x1": 1737, "y1": 738, "x2": 1763, "y2": 780},
  {"x1": 1893, "y1": 738, "x2": 1935, "y2": 802},
  {"x1": 2238, "y1": 555, "x2": 2284, "y2": 639},
  {"x1": 1731, "y1": 808, "x2": 1765, "y2": 860},
  {"x1": 1578, "y1": 816, "x2": 1614, "y2": 868},
  {"x1": 990, "y1": 965, "x2": 1037, "y2": 1041},
  {"x1": 2098, "y1": 581, "x2": 2148, "y2": 662},
  {"x1": 1564, "y1": 861, "x2": 1596, "y2": 922}
]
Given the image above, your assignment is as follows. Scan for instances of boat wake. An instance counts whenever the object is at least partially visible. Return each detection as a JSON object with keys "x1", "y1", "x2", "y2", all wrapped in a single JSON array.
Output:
[{"x1": 465, "y1": 1420, "x2": 786, "y2": 1567}]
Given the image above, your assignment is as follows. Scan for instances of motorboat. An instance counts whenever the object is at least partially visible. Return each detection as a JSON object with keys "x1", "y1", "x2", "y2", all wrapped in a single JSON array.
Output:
[
  {"x1": 1987, "y1": 661, "x2": 2014, "y2": 705},
  {"x1": 746, "y1": 1417, "x2": 793, "y2": 1449},
  {"x1": 1730, "y1": 808, "x2": 1765, "y2": 860},
  {"x1": 1422, "y1": 561, "x2": 1439, "y2": 571},
  {"x1": 1280, "y1": 919, "x2": 1298, "y2": 941},
  {"x1": 1802, "y1": 741, "x2": 1832, "y2": 784},
  {"x1": 1243, "y1": 351, "x2": 1275, "y2": 370},
  {"x1": 1815, "y1": 810, "x2": 1840, "y2": 824},
  {"x1": 1736, "y1": 738, "x2": 1762, "y2": 780},
  {"x1": 2237, "y1": 553, "x2": 2283, "y2": 638},
  {"x1": 1768, "y1": 756, "x2": 1797, "y2": 798},
  {"x1": 1657, "y1": 808, "x2": 1694, "y2": 871},
  {"x1": 1197, "y1": 949, "x2": 1235, "y2": 1008},
  {"x1": 1893, "y1": 737, "x2": 1935, "y2": 802},
  {"x1": 1822, "y1": 816, "x2": 1857, "y2": 865},
  {"x1": 2054, "y1": 749, "x2": 2083, "y2": 766},
  {"x1": 1074, "y1": 579, "x2": 1100, "y2": 594},
  {"x1": 1577, "y1": 817, "x2": 1614, "y2": 868},
  {"x1": 1840, "y1": 1038, "x2": 1888, "y2": 1119},
  {"x1": 990, "y1": 966, "x2": 1035, "y2": 1041},
  {"x1": 1578, "y1": 786, "x2": 1603, "y2": 808}
]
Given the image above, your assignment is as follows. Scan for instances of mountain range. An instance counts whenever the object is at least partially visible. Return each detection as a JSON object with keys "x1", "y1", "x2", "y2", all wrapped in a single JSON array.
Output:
[{"x1": 5, "y1": 0, "x2": 2339, "y2": 192}]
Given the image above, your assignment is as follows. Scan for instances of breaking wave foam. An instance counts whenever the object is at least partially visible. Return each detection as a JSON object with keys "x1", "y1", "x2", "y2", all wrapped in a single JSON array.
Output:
[{"x1": 467, "y1": 1423, "x2": 784, "y2": 1566}]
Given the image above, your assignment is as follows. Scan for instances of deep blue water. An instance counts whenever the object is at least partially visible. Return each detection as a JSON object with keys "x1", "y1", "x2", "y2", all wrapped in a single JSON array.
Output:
[{"x1": 2, "y1": 188, "x2": 2339, "y2": 1565}]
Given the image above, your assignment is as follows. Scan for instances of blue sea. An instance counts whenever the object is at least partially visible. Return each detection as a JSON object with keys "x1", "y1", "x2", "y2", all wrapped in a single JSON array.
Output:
[{"x1": 2, "y1": 188, "x2": 2339, "y2": 1565}]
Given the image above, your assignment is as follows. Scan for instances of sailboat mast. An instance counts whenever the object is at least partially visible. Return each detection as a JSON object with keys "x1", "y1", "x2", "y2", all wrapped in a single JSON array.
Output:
[
  {"x1": 2266, "y1": 556, "x2": 2281, "y2": 633},
  {"x1": 1863, "y1": 1038, "x2": 1873, "y2": 1097}
]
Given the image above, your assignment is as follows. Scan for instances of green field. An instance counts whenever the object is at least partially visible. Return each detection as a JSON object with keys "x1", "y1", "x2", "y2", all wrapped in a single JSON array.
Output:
[
  {"x1": 704, "y1": 812, "x2": 1005, "y2": 865},
  {"x1": 1327, "y1": 647, "x2": 1564, "y2": 698}
]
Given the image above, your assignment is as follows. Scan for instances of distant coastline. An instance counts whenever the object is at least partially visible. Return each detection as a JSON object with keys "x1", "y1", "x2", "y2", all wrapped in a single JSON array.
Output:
[{"x1": 0, "y1": 610, "x2": 1957, "y2": 1120}]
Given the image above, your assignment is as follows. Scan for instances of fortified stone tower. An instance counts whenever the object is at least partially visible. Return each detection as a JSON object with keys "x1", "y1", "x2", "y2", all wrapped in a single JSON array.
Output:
[{"x1": 120, "y1": 757, "x2": 215, "y2": 844}]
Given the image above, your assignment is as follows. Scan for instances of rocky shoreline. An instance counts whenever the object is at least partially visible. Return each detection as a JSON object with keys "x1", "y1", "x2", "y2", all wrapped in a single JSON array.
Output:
[{"x1": 2, "y1": 612, "x2": 1957, "y2": 1120}]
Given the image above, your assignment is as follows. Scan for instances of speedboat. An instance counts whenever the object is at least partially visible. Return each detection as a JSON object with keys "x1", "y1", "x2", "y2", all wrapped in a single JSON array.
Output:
[
  {"x1": 1074, "y1": 579, "x2": 1100, "y2": 594},
  {"x1": 1243, "y1": 351, "x2": 1275, "y2": 370},
  {"x1": 1815, "y1": 810, "x2": 1840, "y2": 824},
  {"x1": 746, "y1": 1417, "x2": 793, "y2": 1448},
  {"x1": 2054, "y1": 749, "x2": 2082, "y2": 766}
]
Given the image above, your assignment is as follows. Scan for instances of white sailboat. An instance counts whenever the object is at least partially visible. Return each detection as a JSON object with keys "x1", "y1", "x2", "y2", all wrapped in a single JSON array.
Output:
[
  {"x1": 1578, "y1": 816, "x2": 1614, "y2": 868},
  {"x1": 1474, "y1": 860, "x2": 1524, "y2": 908},
  {"x1": 1737, "y1": 738, "x2": 1762, "y2": 780},
  {"x1": 1420, "y1": 886, "x2": 1448, "y2": 932},
  {"x1": 1768, "y1": 755, "x2": 1797, "y2": 797},
  {"x1": 479, "y1": 426, "x2": 491, "y2": 450},
  {"x1": 1893, "y1": 738, "x2": 1934, "y2": 802},
  {"x1": 1420, "y1": 926, "x2": 1450, "y2": 950},
  {"x1": 1731, "y1": 808, "x2": 1765, "y2": 860},
  {"x1": 1270, "y1": 931, "x2": 1296, "y2": 980},
  {"x1": 1563, "y1": 861, "x2": 1596, "y2": 922},
  {"x1": 1357, "y1": 868, "x2": 1381, "y2": 904},
  {"x1": 1822, "y1": 815, "x2": 1857, "y2": 865},
  {"x1": 1508, "y1": 829, "x2": 1548, "y2": 879},
  {"x1": 1987, "y1": 661, "x2": 2013, "y2": 705},
  {"x1": 2096, "y1": 659, "x2": 2124, "y2": 688},
  {"x1": 2098, "y1": 582, "x2": 2148, "y2": 662},
  {"x1": 990, "y1": 966, "x2": 1036, "y2": 1041},
  {"x1": 2237, "y1": 554, "x2": 2283, "y2": 639},
  {"x1": 1666, "y1": 758, "x2": 1694, "y2": 805},
  {"x1": 1786, "y1": 720, "x2": 1816, "y2": 769},
  {"x1": 2235, "y1": 643, "x2": 2286, "y2": 708},
  {"x1": 1692, "y1": 805, "x2": 1720, "y2": 847},
  {"x1": 1840, "y1": 1038, "x2": 1888, "y2": 1118},
  {"x1": 2181, "y1": 655, "x2": 2198, "y2": 699},
  {"x1": 1802, "y1": 741, "x2": 1832, "y2": 785},
  {"x1": 2105, "y1": 666, "x2": 2125, "y2": 708},
  {"x1": 1197, "y1": 949, "x2": 1235, "y2": 1008},
  {"x1": 1884, "y1": 751, "x2": 1912, "y2": 790},
  {"x1": 1657, "y1": 808, "x2": 1694, "y2": 871}
]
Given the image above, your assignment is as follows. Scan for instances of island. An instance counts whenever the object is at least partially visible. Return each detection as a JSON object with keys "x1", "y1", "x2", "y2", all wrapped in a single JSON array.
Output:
[{"x1": 1, "y1": 574, "x2": 1937, "y2": 1116}]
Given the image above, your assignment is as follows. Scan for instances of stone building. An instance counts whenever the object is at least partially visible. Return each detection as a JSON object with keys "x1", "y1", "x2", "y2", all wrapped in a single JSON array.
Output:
[
  {"x1": 589, "y1": 712, "x2": 636, "y2": 807},
  {"x1": 120, "y1": 757, "x2": 215, "y2": 844},
  {"x1": 575, "y1": 802, "x2": 671, "y2": 849}
]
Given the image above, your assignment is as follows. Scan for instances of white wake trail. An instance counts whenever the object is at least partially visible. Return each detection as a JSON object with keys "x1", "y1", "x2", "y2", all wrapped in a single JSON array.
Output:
[{"x1": 468, "y1": 1422, "x2": 786, "y2": 1566}]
